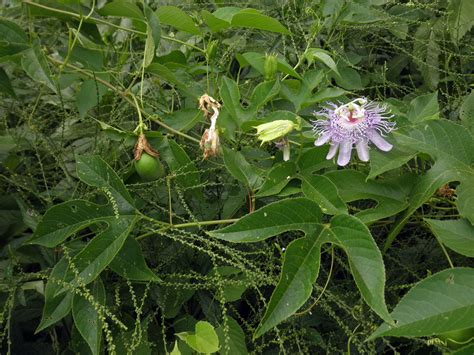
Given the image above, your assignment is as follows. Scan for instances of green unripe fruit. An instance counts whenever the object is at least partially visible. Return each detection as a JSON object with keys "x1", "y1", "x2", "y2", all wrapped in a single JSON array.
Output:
[
  {"x1": 134, "y1": 153, "x2": 165, "y2": 181},
  {"x1": 264, "y1": 54, "x2": 278, "y2": 81},
  {"x1": 437, "y1": 328, "x2": 474, "y2": 350}
]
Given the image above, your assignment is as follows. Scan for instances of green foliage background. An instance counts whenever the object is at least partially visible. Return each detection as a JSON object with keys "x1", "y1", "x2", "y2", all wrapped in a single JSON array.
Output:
[{"x1": 1, "y1": 0, "x2": 474, "y2": 354}]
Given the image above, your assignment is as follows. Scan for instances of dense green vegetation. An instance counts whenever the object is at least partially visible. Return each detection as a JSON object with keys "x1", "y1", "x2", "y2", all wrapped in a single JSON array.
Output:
[{"x1": 1, "y1": 0, "x2": 473, "y2": 354}]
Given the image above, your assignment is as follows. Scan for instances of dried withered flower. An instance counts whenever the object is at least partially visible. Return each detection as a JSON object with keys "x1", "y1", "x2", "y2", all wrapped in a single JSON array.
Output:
[
  {"x1": 134, "y1": 133, "x2": 159, "y2": 161},
  {"x1": 199, "y1": 94, "x2": 221, "y2": 119},
  {"x1": 198, "y1": 94, "x2": 221, "y2": 159},
  {"x1": 200, "y1": 128, "x2": 220, "y2": 159}
]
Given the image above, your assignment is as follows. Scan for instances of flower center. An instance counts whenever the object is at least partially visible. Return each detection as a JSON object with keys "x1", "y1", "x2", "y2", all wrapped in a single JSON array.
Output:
[{"x1": 335, "y1": 103, "x2": 366, "y2": 130}]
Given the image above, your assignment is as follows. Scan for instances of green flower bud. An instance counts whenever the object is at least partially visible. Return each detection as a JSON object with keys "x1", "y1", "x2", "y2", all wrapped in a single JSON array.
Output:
[
  {"x1": 263, "y1": 53, "x2": 278, "y2": 81},
  {"x1": 206, "y1": 40, "x2": 218, "y2": 60},
  {"x1": 255, "y1": 120, "x2": 297, "y2": 144}
]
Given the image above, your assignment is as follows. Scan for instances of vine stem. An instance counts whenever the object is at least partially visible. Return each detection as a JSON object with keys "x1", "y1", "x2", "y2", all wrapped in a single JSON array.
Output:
[
  {"x1": 432, "y1": 232, "x2": 455, "y2": 268},
  {"x1": 135, "y1": 215, "x2": 238, "y2": 240},
  {"x1": 22, "y1": 0, "x2": 205, "y2": 53},
  {"x1": 167, "y1": 176, "x2": 173, "y2": 225},
  {"x1": 172, "y1": 219, "x2": 238, "y2": 228},
  {"x1": 47, "y1": 57, "x2": 200, "y2": 144},
  {"x1": 131, "y1": 95, "x2": 144, "y2": 134},
  {"x1": 60, "y1": 0, "x2": 95, "y2": 73}
]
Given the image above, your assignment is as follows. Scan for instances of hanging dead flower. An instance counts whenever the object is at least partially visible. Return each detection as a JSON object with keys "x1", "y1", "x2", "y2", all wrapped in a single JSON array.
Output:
[
  {"x1": 200, "y1": 127, "x2": 220, "y2": 159},
  {"x1": 199, "y1": 94, "x2": 221, "y2": 119},
  {"x1": 134, "y1": 133, "x2": 159, "y2": 161},
  {"x1": 198, "y1": 94, "x2": 221, "y2": 159}
]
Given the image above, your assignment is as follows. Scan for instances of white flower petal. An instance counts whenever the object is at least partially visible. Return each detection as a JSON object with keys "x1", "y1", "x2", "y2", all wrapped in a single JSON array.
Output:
[
  {"x1": 337, "y1": 141, "x2": 352, "y2": 166},
  {"x1": 356, "y1": 140, "x2": 370, "y2": 161},
  {"x1": 314, "y1": 133, "x2": 331, "y2": 146},
  {"x1": 282, "y1": 143, "x2": 290, "y2": 161},
  {"x1": 326, "y1": 143, "x2": 339, "y2": 160},
  {"x1": 370, "y1": 131, "x2": 393, "y2": 152}
]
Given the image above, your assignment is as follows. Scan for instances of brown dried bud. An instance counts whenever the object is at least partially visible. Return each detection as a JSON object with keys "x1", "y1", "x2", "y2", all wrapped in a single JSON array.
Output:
[
  {"x1": 436, "y1": 184, "x2": 455, "y2": 199},
  {"x1": 134, "y1": 133, "x2": 159, "y2": 161},
  {"x1": 198, "y1": 94, "x2": 221, "y2": 119}
]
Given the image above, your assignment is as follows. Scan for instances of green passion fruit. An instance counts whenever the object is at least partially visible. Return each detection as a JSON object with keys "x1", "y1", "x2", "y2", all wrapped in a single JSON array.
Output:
[
  {"x1": 134, "y1": 153, "x2": 165, "y2": 181},
  {"x1": 437, "y1": 328, "x2": 474, "y2": 350}
]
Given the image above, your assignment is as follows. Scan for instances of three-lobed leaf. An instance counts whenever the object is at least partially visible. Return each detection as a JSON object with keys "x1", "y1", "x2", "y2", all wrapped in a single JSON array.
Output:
[
  {"x1": 36, "y1": 257, "x2": 74, "y2": 332},
  {"x1": 33, "y1": 155, "x2": 148, "y2": 331},
  {"x1": 0, "y1": 67, "x2": 15, "y2": 97},
  {"x1": 76, "y1": 79, "x2": 108, "y2": 119},
  {"x1": 219, "y1": 76, "x2": 280, "y2": 126},
  {"x1": 253, "y1": 214, "x2": 392, "y2": 337},
  {"x1": 206, "y1": 7, "x2": 289, "y2": 34}
]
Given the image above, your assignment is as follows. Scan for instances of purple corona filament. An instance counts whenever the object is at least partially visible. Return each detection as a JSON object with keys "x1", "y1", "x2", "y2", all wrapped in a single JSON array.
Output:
[{"x1": 312, "y1": 98, "x2": 396, "y2": 166}]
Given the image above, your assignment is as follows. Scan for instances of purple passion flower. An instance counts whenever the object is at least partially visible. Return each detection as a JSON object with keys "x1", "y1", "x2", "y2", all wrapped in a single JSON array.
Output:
[{"x1": 312, "y1": 98, "x2": 396, "y2": 166}]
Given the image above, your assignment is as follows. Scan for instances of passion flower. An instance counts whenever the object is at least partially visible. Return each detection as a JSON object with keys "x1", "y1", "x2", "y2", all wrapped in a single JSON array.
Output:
[{"x1": 312, "y1": 98, "x2": 396, "y2": 166}]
